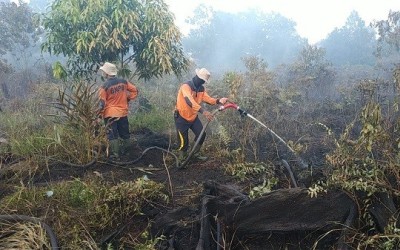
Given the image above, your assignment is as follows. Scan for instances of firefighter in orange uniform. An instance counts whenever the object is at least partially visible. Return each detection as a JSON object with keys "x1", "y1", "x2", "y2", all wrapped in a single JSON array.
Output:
[
  {"x1": 99, "y1": 62, "x2": 138, "y2": 159},
  {"x1": 174, "y1": 68, "x2": 228, "y2": 161}
]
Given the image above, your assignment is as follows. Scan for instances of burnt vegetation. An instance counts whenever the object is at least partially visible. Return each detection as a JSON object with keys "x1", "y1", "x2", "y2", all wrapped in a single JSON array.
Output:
[{"x1": 1, "y1": 1, "x2": 400, "y2": 249}]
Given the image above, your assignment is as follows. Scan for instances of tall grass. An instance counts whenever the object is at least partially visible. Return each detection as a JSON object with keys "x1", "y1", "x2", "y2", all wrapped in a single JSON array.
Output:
[{"x1": 0, "y1": 81, "x2": 107, "y2": 165}]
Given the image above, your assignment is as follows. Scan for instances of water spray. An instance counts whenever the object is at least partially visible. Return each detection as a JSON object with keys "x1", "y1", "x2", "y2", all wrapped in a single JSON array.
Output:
[
  {"x1": 219, "y1": 102, "x2": 308, "y2": 169},
  {"x1": 179, "y1": 101, "x2": 307, "y2": 169}
]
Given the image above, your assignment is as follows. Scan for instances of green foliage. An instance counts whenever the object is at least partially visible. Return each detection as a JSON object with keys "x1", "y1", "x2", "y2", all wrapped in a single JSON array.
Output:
[
  {"x1": 216, "y1": 56, "x2": 283, "y2": 162},
  {"x1": 373, "y1": 10, "x2": 400, "y2": 53},
  {"x1": 325, "y1": 102, "x2": 395, "y2": 196},
  {"x1": 130, "y1": 108, "x2": 173, "y2": 133},
  {"x1": 0, "y1": 184, "x2": 47, "y2": 212},
  {"x1": 223, "y1": 71, "x2": 243, "y2": 100},
  {"x1": 105, "y1": 176, "x2": 169, "y2": 208},
  {"x1": 48, "y1": 80, "x2": 107, "y2": 164},
  {"x1": 287, "y1": 44, "x2": 335, "y2": 100},
  {"x1": 68, "y1": 179, "x2": 96, "y2": 207},
  {"x1": 215, "y1": 124, "x2": 231, "y2": 147},
  {"x1": 10, "y1": 133, "x2": 52, "y2": 159},
  {"x1": 41, "y1": 0, "x2": 189, "y2": 79},
  {"x1": 0, "y1": 177, "x2": 168, "y2": 249},
  {"x1": 356, "y1": 220, "x2": 400, "y2": 250},
  {"x1": 132, "y1": 230, "x2": 166, "y2": 250},
  {"x1": 205, "y1": 123, "x2": 232, "y2": 159},
  {"x1": 0, "y1": 1, "x2": 41, "y2": 60},
  {"x1": 52, "y1": 61, "x2": 68, "y2": 80},
  {"x1": 0, "y1": 80, "x2": 106, "y2": 165},
  {"x1": 128, "y1": 79, "x2": 178, "y2": 133},
  {"x1": 225, "y1": 162, "x2": 267, "y2": 181},
  {"x1": 307, "y1": 182, "x2": 327, "y2": 198},
  {"x1": 0, "y1": 101, "x2": 54, "y2": 161},
  {"x1": 310, "y1": 100, "x2": 400, "y2": 248},
  {"x1": 249, "y1": 177, "x2": 278, "y2": 199},
  {"x1": 223, "y1": 148, "x2": 278, "y2": 198},
  {"x1": 223, "y1": 146, "x2": 277, "y2": 189}
]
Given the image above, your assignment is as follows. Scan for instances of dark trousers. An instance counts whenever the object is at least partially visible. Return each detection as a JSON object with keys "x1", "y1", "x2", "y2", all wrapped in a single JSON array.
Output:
[
  {"x1": 104, "y1": 116, "x2": 130, "y2": 140},
  {"x1": 175, "y1": 114, "x2": 206, "y2": 152}
]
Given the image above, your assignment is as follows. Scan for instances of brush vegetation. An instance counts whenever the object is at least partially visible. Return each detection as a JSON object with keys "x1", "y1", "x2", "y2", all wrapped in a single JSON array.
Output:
[{"x1": 1, "y1": 57, "x2": 400, "y2": 248}]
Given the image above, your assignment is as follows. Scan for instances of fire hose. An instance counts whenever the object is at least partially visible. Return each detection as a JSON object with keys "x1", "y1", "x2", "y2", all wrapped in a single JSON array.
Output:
[
  {"x1": 179, "y1": 102, "x2": 307, "y2": 169},
  {"x1": 48, "y1": 102, "x2": 306, "y2": 171}
]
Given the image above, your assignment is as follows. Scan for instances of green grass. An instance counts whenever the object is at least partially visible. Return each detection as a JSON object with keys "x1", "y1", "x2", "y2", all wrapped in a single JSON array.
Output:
[{"x1": 130, "y1": 108, "x2": 174, "y2": 133}]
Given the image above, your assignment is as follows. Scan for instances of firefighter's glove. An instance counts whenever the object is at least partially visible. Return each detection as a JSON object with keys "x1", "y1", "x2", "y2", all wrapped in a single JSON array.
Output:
[
  {"x1": 218, "y1": 97, "x2": 228, "y2": 104},
  {"x1": 203, "y1": 111, "x2": 214, "y2": 121}
]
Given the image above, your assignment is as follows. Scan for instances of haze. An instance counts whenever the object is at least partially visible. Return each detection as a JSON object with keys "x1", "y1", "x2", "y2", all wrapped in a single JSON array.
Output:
[{"x1": 165, "y1": 0, "x2": 400, "y2": 44}]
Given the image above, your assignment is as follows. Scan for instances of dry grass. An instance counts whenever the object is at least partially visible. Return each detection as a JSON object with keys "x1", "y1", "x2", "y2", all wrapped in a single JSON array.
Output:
[{"x1": 0, "y1": 221, "x2": 51, "y2": 250}]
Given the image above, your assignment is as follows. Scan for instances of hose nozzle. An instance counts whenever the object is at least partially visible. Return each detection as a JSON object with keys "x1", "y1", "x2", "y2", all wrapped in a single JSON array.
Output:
[
  {"x1": 238, "y1": 108, "x2": 247, "y2": 117},
  {"x1": 219, "y1": 102, "x2": 239, "y2": 111},
  {"x1": 218, "y1": 102, "x2": 248, "y2": 117}
]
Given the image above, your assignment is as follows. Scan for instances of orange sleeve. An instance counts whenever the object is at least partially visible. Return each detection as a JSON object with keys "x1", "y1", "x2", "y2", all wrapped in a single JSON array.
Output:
[
  {"x1": 99, "y1": 87, "x2": 106, "y2": 102},
  {"x1": 127, "y1": 82, "x2": 138, "y2": 101},
  {"x1": 98, "y1": 87, "x2": 107, "y2": 117},
  {"x1": 202, "y1": 91, "x2": 217, "y2": 105}
]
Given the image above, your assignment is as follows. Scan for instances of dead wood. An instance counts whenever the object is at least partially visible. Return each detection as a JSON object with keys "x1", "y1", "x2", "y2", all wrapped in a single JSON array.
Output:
[
  {"x1": 337, "y1": 204, "x2": 357, "y2": 250},
  {"x1": 368, "y1": 192, "x2": 397, "y2": 233},
  {"x1": 204, "y1": 181, "x2": 355, "y2": 235},
  {"x1": 152, "y1": 181, "x2": 357, "y2": 249}
]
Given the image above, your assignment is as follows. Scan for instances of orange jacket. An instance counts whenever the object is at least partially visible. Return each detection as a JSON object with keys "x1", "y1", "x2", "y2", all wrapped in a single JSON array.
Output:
[
  {"x1": 99, "y1": 77, "x2": 138, "y2": 118},
  {"x1": 176, "y1": 81, "x2": 217, "y2": 122}
]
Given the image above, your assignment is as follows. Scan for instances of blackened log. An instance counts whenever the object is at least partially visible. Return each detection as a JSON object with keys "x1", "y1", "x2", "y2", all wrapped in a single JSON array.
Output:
[
  {"x1": 152, "y1": 182, "x2": 356, "y2": 249},
  {"x1": 202, "y1": 181, "x2": 355, "y2": 235},
  {"x1": 151, "y1": 207, "x2": 198, "y2": 236},
  {"x1": 196, "y1": 196, "x2": 212, "y2": 250},
  {"x1": 203, "y1": 180, "x2": 249, "y2": 203},
  {"x1": 337, "y1": 204, "x2": 357, "y2": 250},
  {"x1": 369, "y1": 192, "x2": 397, "y2": 233},
  {"x1": 211, "y1": 188, "x2": 355, "y2": 236}
]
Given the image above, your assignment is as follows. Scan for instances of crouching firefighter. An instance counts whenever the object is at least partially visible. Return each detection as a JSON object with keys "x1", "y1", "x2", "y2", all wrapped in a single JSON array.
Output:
[
  {"x1": 174, "y1": 68, "x2": 228, "y2": 161},
  {"x1": 98, "y1": 62, "x2": 138, "y2": 159}
]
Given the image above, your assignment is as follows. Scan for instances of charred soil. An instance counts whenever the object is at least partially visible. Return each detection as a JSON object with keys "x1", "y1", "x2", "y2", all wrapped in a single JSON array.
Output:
[{"x1": 0, "y1": 128, "x2": 342, "y2": 250}]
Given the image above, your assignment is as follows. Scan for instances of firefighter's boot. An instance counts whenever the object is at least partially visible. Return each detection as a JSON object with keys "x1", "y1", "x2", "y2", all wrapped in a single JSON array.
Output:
[
  {"x1": 120, "y1": 139, "x2": 130, "y2": 156},
  {"x1": 109, "y1": 139, "x2": 120, "y2": 160}
]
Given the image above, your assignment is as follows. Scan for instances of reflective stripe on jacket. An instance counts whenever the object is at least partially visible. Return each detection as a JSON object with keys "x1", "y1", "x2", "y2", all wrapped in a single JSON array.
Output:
[{"x1": 175, "y1": 81, "x2": 217, "y2": 122}]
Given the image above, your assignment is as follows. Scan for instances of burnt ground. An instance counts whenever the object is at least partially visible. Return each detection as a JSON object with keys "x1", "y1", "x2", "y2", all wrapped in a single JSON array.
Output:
[{"x1": 0, "y1": 128, "x2": 335, "y2": 250}]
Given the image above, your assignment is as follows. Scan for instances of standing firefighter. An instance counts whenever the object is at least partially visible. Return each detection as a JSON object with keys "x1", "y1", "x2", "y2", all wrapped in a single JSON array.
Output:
[
  {"x1": 99, "y1": 62, "x2": 138, "y2": 159},
  {"x1": 174, "y1": 68, "x2": 228, "y2": 161}
]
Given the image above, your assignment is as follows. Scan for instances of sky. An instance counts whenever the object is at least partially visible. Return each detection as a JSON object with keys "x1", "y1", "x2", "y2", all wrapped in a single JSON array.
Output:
[{"x1": 164, "y1": 0, "x2": 400, "y2": 44}]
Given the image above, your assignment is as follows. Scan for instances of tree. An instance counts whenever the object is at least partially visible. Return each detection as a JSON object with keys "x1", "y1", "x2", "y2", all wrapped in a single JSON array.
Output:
[
  {"x1": 0, "y1": 0, "x2": 40, "y2": 72},
  {"x1": 183, "y1": 7, "x2": 307, "y2": 73},
  {"x1": 260, "y1": 12, "x2": 306, "y2": 67},
  {"x1": 0, "y1": 0, "x2": 42, "y2": 98},
  {"x1": 371, "y1": 10, "x2": 400, "y2": 68},
  {"x1": 373, "y1": 11, "x2": 400, "y2": 52},
  {"x1": 286, "y1": 44, "x2": 336, "y2": 100},
  {"x1": 320, "y1": 11, "x2": 376, "y2": 66},
  {"x1": 41, "y1": 0, "x2": 189, "y2": 80}
]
